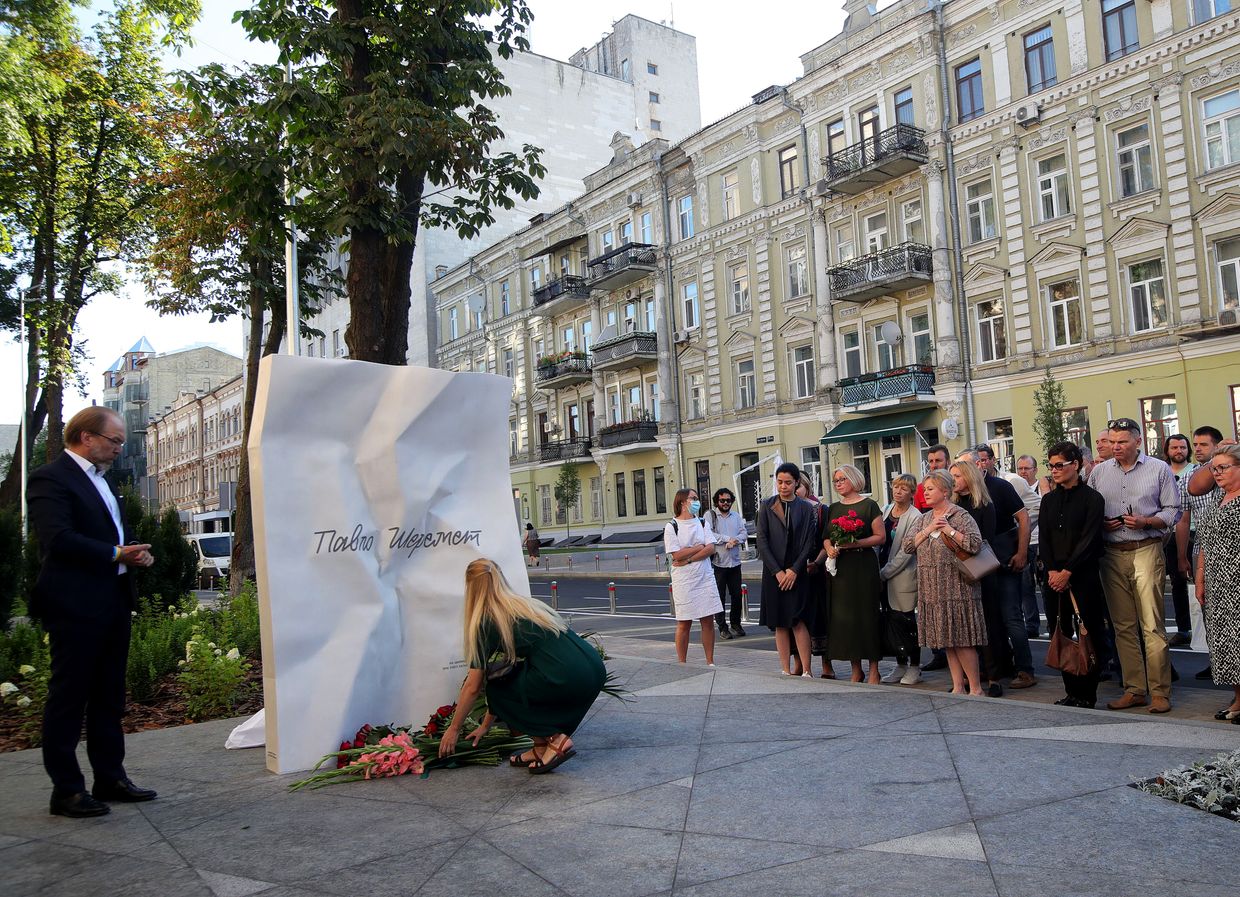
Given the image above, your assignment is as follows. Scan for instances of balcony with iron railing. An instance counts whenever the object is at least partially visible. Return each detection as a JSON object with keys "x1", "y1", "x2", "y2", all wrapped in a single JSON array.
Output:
[
  {"x1": 535, "y1": 353, "x2": 593, "y2": 389},
  {"x1": 586, "y1": 242, "x2": 658, "y2": 292},
  {"x1": 538, "y1": 437, "x2": 594, "y2": 463},
  {"x1": 827, "y1": 242, "x2": 933, "y2": 303},
  {"x1": 590, "y1": 330, "x2": 658, "y2": 372},
  {"x1": 839, "y1": 364, "x2": 936, "y2": 408},
  {"x1": 820, "y1": 123, "x2": 928, "y2": 195},
  {"x1": 597, "y1": 420, "x2": 659, "y2": 451},
  {"x1": 531, "y1": 274, "x2": 591, "y2": 318}
]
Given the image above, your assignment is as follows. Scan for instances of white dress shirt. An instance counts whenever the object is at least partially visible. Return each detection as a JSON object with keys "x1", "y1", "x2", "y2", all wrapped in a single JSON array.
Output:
[{"x1": 66, "y1": 448, "x2": 126, "y2": 572}]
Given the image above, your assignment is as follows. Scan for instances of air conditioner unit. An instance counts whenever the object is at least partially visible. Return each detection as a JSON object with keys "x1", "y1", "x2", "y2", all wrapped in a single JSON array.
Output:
[
  {"x1": 1015, "y1": 103, "x2": 1041, "y2": 127},
  {"x1": 627, "y1": 192, "x2": 642, "y2": 208},
  {"x1": 814, "y1": 179, "x2": 830, "y2": 197},
  {"x1": 673, "y1": 328, "x2": 692, "y2": 345},
  {"x1": 1221, "y1": 309, "x2": 1238, "y2": 327}
]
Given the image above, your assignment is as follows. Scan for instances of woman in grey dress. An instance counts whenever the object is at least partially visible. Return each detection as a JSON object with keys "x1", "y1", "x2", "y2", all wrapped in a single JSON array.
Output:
[
  {"x1": 903, "y1": 470, "x2": 988, "y2": 696},
  {"x1": 1195, "y1": 444, "x2": 1240, "y2": 721}
]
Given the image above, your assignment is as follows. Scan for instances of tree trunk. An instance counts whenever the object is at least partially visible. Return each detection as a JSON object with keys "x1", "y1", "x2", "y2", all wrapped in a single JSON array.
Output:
[{"x1": 229, "y1": 267, "x2": 284, "y2": 594}]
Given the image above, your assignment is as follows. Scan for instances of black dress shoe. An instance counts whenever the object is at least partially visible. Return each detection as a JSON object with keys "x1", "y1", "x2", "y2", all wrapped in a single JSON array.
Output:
[
  {"x1": 50, "y1": 791, "x2": 111, "y2": 818},
  {"x1": 1196, "y1": 665, "x2": 1213, "y2": 681},
  {"x1": 732, "y1": 626, "x2": 746, "y2": 637},
  {"x1": 987, "y1": 682, "x2": 1004, "y2": 698},
  {"x1": 717, "y1": 627, "x2": 733, "y2": 640},
  {"x1": 92, "y1": 778, "x2": 157, "y2": 803}
]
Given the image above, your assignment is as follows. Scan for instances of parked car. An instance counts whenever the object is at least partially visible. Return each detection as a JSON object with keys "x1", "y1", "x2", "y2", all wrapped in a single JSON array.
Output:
[{"x1": 187, "y1": 532, "x2": 231, "y2": 586}]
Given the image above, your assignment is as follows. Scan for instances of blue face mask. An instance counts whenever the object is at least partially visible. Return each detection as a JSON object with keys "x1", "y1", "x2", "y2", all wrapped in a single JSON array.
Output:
[{"x1": 689, "y1": 499, "x2": 701, "y2": 516}]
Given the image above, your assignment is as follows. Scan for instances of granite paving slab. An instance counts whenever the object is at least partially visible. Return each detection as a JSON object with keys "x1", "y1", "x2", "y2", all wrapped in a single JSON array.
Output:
[{"x1": 4, "y1": 656, "x2": 1238, "y2": 897}]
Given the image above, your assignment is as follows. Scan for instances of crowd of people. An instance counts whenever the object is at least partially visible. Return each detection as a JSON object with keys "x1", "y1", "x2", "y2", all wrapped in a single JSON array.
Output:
[{"x1": 664, "y1": 419, "x2": 1240, "y2": 719}]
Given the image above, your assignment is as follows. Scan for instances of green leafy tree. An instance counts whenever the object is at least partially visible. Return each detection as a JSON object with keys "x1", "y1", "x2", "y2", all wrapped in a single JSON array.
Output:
[
  {"x1": 0, "y1": 0, "x2": 199, "y2": 508},
  {"x1": 234, "y1": 0, "x2": 545, "y2": 364},
  {"x1": 142, "y1": 61, "x2": 340, "y2": 591},
  {"x1": 554, "y1": 462, "x2": 581, "y2": 541},
  {"x1": 1032, "y1": 367, "x2": 1069, "y2": 457},
  {"x1": 133, "y1": 505, "x2": 198, "y2": 602}
]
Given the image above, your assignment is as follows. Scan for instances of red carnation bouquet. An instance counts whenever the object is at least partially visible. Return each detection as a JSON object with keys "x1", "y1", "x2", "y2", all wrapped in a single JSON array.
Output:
[{"x1": 290, "y1": 698, "x2": 533, "y2": 791}]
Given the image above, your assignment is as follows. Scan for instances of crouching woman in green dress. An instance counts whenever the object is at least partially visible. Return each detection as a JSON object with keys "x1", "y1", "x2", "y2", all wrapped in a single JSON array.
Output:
[{"x1": 438, "y1": 558, "x2": 606, "y2": 774}]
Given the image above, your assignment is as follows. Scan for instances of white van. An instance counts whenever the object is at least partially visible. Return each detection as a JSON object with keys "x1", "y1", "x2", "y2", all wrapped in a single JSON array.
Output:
[{"x1": 187, "y1": 532, "x2": 232, "y2": 584}]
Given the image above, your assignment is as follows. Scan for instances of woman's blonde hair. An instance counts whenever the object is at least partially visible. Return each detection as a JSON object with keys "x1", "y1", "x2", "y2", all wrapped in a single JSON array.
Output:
[
  {"x1": 921, "y1": 469, "x2": 955, "y2": 500},
  {"x1": 463, "y1": 558, "x2": 566, "y2": 668},
  {"x1": 832, "y1": 463, "x2": 867, "y2": 494},
  {"x1": 949, "y1": 459, "x2": 992, "y2": 507}
]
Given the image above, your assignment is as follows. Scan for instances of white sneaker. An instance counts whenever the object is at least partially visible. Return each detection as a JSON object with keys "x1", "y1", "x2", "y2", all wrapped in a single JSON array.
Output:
[
  {"x1": 881, "y1": 664, "x2": 908, "y2": 684},
  {"x1": 900, "y1": 666, "x2": 923, "y2": 685}
]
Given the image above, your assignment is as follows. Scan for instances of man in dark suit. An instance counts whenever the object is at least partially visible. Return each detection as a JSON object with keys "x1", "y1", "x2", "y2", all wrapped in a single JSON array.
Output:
[{"x1": 27, "y1": 406, "x2": 157, "y2": 818}]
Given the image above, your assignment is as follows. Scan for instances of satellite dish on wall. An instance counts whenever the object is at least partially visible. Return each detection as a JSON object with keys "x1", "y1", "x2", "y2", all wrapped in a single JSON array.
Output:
[
  {"x1": 879, "y1": 320, "x2": 903, "y2": 346},
  {"x1": 466, "y1": 294, "x2": 486, "y2": 316}
]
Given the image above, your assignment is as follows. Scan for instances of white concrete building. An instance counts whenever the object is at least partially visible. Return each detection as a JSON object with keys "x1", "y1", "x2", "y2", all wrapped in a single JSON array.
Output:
[{"x1": 304, "y1": 14, "x2": 701, "y2": 368}]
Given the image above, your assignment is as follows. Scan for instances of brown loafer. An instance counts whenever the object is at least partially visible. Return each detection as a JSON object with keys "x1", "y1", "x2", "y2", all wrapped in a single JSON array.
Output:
[
  {"x1": 1148, "y1": 696, "x2": 1172, "y2": 714},
  {"x1": 1106, "y1": 693, "x2": 1148, "y2": 710},
  {"x1": 1009, "y1": 672, "x2": 1037, "y2": 689}
]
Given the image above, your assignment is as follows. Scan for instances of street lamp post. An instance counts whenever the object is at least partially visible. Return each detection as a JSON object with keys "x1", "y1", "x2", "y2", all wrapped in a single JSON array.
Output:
[{"x1": 18, "y1": 286, "x2": 39, "y2": 539}]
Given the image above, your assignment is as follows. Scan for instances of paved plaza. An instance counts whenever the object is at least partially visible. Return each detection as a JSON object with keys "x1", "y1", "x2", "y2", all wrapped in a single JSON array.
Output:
[{"x1": 4, "y1": 635, "x2": 1240, "y2": 897}]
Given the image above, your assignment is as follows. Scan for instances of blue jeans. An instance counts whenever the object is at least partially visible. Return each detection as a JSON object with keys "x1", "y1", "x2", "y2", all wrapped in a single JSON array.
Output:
[{"x1": 997, "y1": 567, "x2": 1034, "y2": 675}]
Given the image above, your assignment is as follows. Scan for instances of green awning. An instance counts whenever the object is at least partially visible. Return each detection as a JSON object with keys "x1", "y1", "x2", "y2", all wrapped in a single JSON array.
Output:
[{"x1": 820, "y1": 409, "x2": 931, "y2": 446}]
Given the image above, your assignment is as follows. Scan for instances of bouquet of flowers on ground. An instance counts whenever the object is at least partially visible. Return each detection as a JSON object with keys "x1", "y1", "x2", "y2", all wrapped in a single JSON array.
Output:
[
  {"x1": 289, "y1": 697, "x2": 533, "y2": 791},
  {"x1": 823, "y1": 509, "x2": 868, "y2": 577}
]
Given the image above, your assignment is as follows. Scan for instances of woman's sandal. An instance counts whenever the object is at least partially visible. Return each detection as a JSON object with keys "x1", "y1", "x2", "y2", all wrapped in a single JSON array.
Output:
[
  {"x1": 528, "y1": 734, "x2": 577, "y2": 775},
  {"x1": 508, "y1": 749, "x2": 538, "y2": 767}
]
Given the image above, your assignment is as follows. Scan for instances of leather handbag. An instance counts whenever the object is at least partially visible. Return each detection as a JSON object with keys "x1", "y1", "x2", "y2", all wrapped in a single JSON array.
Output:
[
  {"x1": 940, "y1": 529, "x2": 1001, "y2": 583},
  {"x1": 1046, "y1": 590, "x2": 1096, "y2": 676}
]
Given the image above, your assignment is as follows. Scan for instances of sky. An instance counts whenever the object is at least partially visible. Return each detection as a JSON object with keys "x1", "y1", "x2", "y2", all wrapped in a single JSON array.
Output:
[{"x1": 0, "y1": 0, "x2": 850, "y2": 427}]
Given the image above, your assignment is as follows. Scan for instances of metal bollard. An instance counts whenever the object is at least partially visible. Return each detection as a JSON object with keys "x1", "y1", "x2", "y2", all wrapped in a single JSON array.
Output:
[
  {"x1": 668, "y1": 582, "x2": 676, "y2": 616},
  {"x1": 624, "y1": 553, "x2": 630, "y2": 571},
  {"x1": 550, "y1": 581, "x2": 558, "y2": 610},
  {"x1": 741, "y1": 583, "x2": 751, "y2": 624},
  {"x1": 654, "y1": 553, "x2": 662, "y2": 570},
  {"x1": 608, "y1": 581, "x2": 616, "y2": 614},
  {"x1": 594, "y1": 553, "x2": 600, "y2": 570},
  {"x1": 567, "y1": 554, "x2": 573, "y2": 569}
]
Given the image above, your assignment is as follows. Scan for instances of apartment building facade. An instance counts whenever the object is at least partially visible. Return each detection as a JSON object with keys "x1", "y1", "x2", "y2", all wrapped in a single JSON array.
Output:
[
  {"x1": 144, "y1": 375, "x2": 244, "y2": 531},
  {"x1": 436, "y1": 0, "x2": 1240, "y2": 539}
]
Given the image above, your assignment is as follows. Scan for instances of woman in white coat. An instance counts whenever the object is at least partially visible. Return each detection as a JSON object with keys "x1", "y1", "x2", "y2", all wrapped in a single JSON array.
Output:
[
  {"x1": 664, "y1": 488, "x2": 724, "y2": 665},
  {"x1": 879, "y1": 473, "x2": 924, "y2": 684}
]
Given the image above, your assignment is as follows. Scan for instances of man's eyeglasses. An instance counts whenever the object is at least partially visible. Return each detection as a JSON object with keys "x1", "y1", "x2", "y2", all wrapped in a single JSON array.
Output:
[
  {"x1": 89, "y1": 431, "x2": 124, "y2": 448},
  {"x1": 1046, "y1": 461, "x2": 1076, "y2": 471}
]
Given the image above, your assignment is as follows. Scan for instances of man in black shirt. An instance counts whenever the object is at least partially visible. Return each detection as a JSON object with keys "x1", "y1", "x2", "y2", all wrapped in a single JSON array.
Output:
[{"x1": 1040, "y1": 441, "x2": 1106, "y2": 707}]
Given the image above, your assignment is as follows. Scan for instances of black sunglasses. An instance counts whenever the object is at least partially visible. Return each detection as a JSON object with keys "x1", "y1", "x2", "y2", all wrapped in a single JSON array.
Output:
[{"x1": 1107, "y1": 418, "x2": 1139, "y2": 431}]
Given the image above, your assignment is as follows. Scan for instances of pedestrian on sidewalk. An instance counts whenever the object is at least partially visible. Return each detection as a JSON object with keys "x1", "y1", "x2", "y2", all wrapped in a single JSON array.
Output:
[
  {"x1": 880, "y1": 473, "x2": 924, "y2": 684},
  {"x1": 796, "y1": 472, "x2": 833, "y2": 678},
  {"x1": 824, "y1": 464, "x2": 885, "y2": 684},
  {"x1": 1040, "y1": 442, "x2": 1107, "y2": 708},
  {"x1": 1090, "y1": 418, "x2": 1180, "y2": 714},
  {"x1": 26, "y1": 407, "x2": 158, "y2": 818},
  {"x1": 664, "y1": 489, "x2": 723, "y2": 666},
  {"x1": 903, "y1": 470, "x2": 987, "y2": 696},
  {"x1": 1177, "y1": 426, "x2": 1223, "y2": 681},
  {"x1": 707, "y1": 488, "x2": 748, "y2": 641},
  {"x1": 524, "y1": 523, "x2": 541, "y2": 567},
  {"x1": 1193, "y1": 443, "x2": 1240, "y2": 722},
  {"x1": 1162, "y1": 433, "x2": 1195, "y2": 647},
  {"x1": 756, "y1": 462, "x2": 819, "y2": 678}
]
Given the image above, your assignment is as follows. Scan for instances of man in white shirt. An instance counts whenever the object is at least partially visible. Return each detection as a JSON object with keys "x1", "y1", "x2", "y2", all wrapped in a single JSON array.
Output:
[
  {"x1": 708, "y1": 488, "x2": 749, "y2": 638},
  {"x1": 27, "y1": 407, "x2": 156, "y2": 818}
]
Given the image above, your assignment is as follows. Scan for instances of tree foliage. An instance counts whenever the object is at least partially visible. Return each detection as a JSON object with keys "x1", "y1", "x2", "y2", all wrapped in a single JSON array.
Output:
[
  {"x1": 233, "y1": 0, "x2": 545, "y2": 364},
  {"x1": 0, "y1": 0, "x2": 198, "y2": 507},
  {"x1": 554, "y1": 461, "x2": 581, "y2": 539},
  {"x1": 1032, "y1": 367, "x2": 1069, "y2": 457}
]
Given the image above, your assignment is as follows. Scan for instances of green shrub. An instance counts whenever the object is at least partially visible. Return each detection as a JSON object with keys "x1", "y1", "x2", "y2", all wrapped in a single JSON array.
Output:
[
  {"x1": 0, "y1": 508, "x2": 21, "y2": 625},
  {"x1": 178, "y1": 624, "x2": 253, "y2": 721},
  {"x1": 1, "y1": 635, "x2": 49, "y2": 745},
  {"x1": 0, "y1": 620, "x2": 46, "y2": 683}
]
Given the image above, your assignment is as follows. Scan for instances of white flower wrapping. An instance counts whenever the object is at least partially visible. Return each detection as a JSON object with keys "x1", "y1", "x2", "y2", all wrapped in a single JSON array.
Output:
[{"x1": 825, "y1": 557, "x2": 838, "y2": 577}]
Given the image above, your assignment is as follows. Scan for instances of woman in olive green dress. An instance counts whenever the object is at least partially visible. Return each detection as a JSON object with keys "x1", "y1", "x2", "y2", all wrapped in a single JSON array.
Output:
[
  {"x1": 438, "y1": 558, "x2": 606, "y2": 773},
  {"x1": 824, "y1": 464, "x2": 886, "y2": 683}
]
